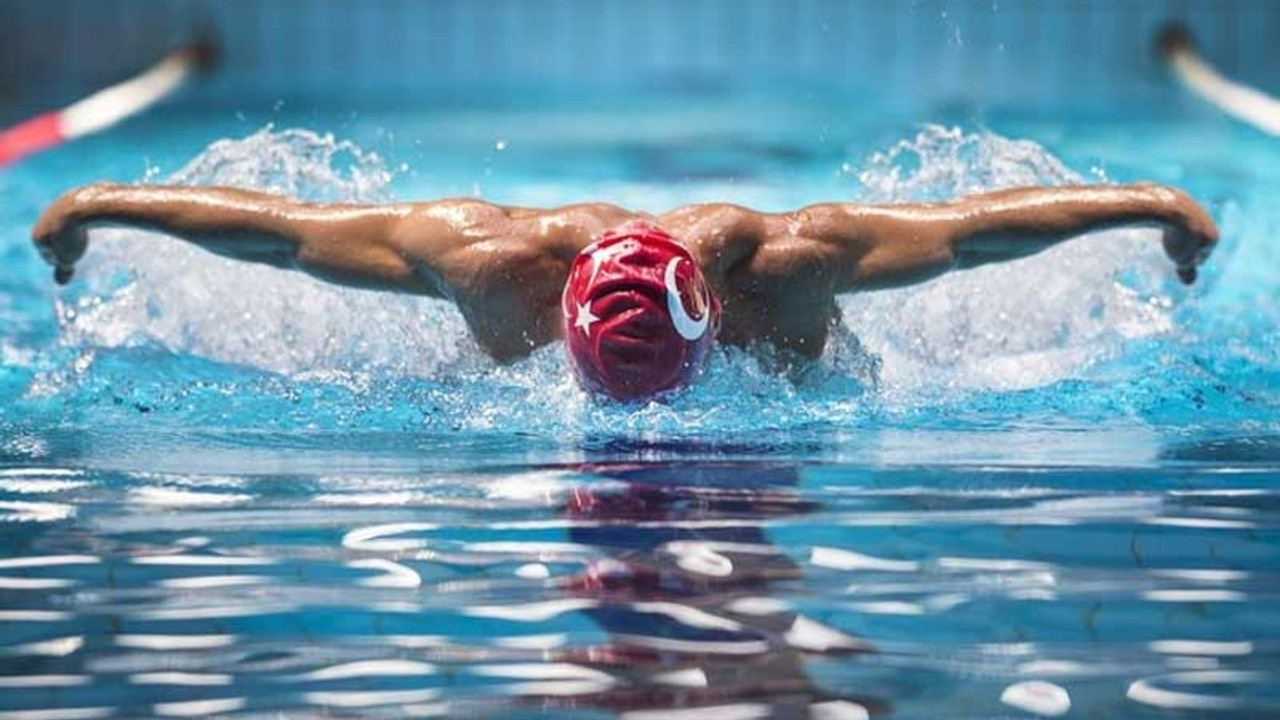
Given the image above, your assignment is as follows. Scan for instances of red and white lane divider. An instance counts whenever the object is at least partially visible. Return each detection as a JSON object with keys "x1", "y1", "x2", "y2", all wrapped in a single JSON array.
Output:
[
  {"x1": 0, "y1": 43, "x2": 213, "y2": 167},
  {"x1": 1158, "y1": 23, "x2": 1280, "y2": 137}
]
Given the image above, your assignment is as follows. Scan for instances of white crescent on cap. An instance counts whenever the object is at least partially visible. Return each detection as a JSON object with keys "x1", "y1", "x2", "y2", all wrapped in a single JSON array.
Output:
[{"x1": 664, "y1": 257, "x2": 710, "y2": 341}]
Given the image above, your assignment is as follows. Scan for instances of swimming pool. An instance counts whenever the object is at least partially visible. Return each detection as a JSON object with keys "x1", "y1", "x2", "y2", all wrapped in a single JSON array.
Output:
[{"x1": 1, "y1": 90, "x2": 1278, "y2": 718}]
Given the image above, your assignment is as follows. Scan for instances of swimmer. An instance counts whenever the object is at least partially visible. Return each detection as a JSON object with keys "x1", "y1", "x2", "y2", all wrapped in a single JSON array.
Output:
[{"x1": 32, "y1": 182, "x2": 1217, "y2": 400}]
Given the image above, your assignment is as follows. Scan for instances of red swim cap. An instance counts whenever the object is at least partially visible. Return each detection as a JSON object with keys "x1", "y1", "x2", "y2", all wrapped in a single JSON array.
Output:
[{"x1": 562, "y1": 221, "x2": 721, "y2": 401}]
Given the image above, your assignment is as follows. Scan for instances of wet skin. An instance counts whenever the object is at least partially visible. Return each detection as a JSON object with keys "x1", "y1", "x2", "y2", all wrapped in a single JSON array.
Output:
[{"x1": 33, "y1": 182, "x2": 1217, "y2": 361}]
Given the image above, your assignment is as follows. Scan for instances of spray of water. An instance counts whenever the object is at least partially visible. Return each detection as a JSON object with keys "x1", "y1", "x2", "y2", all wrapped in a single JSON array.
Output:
[
  {"x1": 45, "y1": 124, "x2": 1183, "y2": 431},
  {"x1": 844, "y1": 125, "x2": 1172, "y2": 391},
  {"x1": 60, "y1": 127, "x2": 479, "y2": 379}
]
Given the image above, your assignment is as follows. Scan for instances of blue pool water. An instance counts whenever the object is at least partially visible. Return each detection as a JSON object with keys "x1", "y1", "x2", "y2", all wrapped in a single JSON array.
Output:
[{"x1": 0, "y1": 94, "x2": 1278, "y2": 719}]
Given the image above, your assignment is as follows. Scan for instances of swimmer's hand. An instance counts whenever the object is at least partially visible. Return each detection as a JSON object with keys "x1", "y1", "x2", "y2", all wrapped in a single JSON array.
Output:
[
  {"x1": 1152, "y1": 184, "x2": 1219, "y2": 284},
  {"x1": 32, "y1": 184, "x2": 101, "y2": 284}
]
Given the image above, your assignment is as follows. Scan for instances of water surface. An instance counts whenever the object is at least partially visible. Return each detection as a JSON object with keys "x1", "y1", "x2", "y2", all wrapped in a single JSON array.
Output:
[{"x1": 1, "y1": 95, "x2": 1278, "y2": 718}]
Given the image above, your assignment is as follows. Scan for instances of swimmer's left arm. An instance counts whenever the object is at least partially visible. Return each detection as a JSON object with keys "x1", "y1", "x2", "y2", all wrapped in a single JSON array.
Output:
[{"x1": 795, "y1": 184, "x2": 1218, "y2": 292}]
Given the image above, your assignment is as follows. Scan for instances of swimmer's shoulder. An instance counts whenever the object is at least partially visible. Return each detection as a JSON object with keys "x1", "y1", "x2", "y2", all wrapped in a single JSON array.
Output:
[
  {"x1": 397, "y1": 198, "x2": 633, "y2": 251},
  {"x1": 659, "y1": 203, "x2": 769, "y2": 274},
  {"x1": 516, "y1": 202, "x2": 649, "y2": 259},
  {"x1": 397, "y1": 198, "x2": 510, "y2": 244}
]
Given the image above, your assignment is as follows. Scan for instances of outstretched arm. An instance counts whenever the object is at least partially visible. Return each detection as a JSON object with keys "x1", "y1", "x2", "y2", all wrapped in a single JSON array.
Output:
[
  {"x1": 33, "y1": 182, "x2": 488, "y2": 294},
  {"x1": 792, "y1": 183, "x2": 1218, "y2": 292},
  {"x1": 33, "y1": 182, "x2": 636, "y2": 291},
  {"x1": 32, "y1": 182, "x2": 639, "y2": 359}
]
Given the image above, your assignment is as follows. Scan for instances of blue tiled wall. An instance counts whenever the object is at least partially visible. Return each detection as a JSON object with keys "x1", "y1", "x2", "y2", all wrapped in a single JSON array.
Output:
[{"x1": 1, "y1": 0, "x2": 1277, "y2": 117}]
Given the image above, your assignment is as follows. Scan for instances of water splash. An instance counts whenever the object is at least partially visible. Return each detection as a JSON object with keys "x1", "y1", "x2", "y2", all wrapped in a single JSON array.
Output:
[
  {"x1": 58, "y1": 128, "x2": 478, "y2": 379},
  {"x1": 856, "y1": 124, "x2": 1081, "y2": 202},
  {"x1": 43, "y1": 124, "x2": 1190, "y2": 430},
  {"x1": 845, "y1": 125, "x2": 1174, "y2": 391},
  {"x1": 168, "y1": 126, "x2": 393, "y2": 203}
]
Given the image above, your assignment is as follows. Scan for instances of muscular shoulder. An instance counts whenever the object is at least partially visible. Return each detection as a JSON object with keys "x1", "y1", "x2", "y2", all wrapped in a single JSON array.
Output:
[
  {"x1": 658, "y1": 203, "x2": 768, "y2": 276},
  {"x1": 520, "y1": 202, "x2": 644, "y2": 257},
  {"x1": 392, "y1": 198, "x2": 644, "y2": 297},
  {"x1": 406, "y1": 199, "x2": 640, "y2": 251},
  {"x1": 660, "y1": 203, "x2": 766, "y2": 237}
]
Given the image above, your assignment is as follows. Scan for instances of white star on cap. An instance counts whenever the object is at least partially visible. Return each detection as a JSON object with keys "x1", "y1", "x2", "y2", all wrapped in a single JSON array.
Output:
[{"x1": 574, "y1": 300, "x2": 600, "y2": 335}]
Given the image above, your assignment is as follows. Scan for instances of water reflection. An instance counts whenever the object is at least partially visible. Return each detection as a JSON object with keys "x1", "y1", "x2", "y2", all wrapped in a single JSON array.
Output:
[
  {"x1": 545, "y1": 462, "x2": 886, "y2": 719},
  {"x1": 0, "y1": 455, "x2": 1276, "y2": 719}
]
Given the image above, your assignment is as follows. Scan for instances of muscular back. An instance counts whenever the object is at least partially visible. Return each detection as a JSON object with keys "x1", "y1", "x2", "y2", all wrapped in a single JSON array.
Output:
[
  {"x1": 395, "y1": 200, "x2": 640, "y2": 360},
  {"x1": 421, "y1": 201, "x2": 853, "y2": 359},
  {"x1": 392, "y1": 200, "x2": 847, "y2": 360}
]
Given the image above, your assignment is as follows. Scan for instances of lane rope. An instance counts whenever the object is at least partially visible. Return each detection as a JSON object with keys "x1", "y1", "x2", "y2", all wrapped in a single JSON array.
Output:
[
  {"x1": 1158, "y1": 23, "x2": 1280, "y2": 137},
  {"x1": 0, "y1": 42, "x2": 214, "y2": 167}
]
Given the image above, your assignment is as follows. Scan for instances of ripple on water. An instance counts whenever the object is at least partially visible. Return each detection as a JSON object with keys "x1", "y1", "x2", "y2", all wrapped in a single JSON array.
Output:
[{"x1": 0, "y1": 115, "x2": 1277, "y2": 720}]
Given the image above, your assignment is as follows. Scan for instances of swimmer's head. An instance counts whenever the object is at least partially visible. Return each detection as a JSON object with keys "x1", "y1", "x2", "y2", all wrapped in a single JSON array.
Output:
[{"x1": 561, "y1": 221, "x2": 720, "y2": 401}]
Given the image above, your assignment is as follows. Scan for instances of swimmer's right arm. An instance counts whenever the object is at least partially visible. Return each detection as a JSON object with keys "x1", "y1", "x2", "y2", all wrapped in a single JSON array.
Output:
[
  {"x1": 32, "y1": 183, "x2": 461, "y2": 293},
  {"x1": 34, "y1": 184, "x2": 638, "y2": 299},
  {"x1": 32, "y1": 184, "x2": 641, "y2": 357}
]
